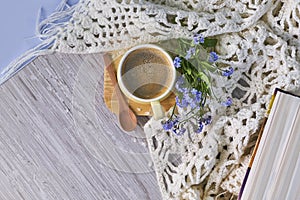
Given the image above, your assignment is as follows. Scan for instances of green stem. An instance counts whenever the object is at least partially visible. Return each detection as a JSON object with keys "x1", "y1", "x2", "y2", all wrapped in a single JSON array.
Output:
[
  {"x1": 178, "y1": 114, "x2": 197, "y2": 126},
  {"x1": 177, "y1": 106, "x2": 204, "y2": 126},
  {"x1": 200, "y1": 61, "x2": 217, "y2": 73},
  {"x1": 169, "y1": 104, "x2": 177, "y2": 119},
  {"x1": 209, "y1": 85, "x2": 219, "y2": 101},
  {"x1": 179, "y1": 38, "x2": 191, "y2": 46},
  {"x1": 185, "y1": 107, "x2": 197, "y2": 116}
]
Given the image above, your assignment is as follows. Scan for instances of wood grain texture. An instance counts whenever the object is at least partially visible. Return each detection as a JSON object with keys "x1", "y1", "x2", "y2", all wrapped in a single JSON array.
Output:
[
  {"x1": 0, "y1": 53, "x2": 161, "y2": 200},
  {"x1": 103, "y1": 53, "x2": 176, "y2": 116}
]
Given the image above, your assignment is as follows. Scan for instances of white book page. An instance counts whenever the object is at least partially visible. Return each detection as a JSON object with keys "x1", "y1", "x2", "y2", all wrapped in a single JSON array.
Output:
[
  {"x1": 241, "y1": 91, "x2": 300, "y2": 200},
  {"x1": 265, "y1": 104, "x2": 300, "y2": 199},
  {"x1": 286, "y1": 153, "x2": 300, "y2": 200}
]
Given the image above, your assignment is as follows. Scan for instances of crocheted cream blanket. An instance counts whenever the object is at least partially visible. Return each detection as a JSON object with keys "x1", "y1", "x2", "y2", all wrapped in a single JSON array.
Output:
[{"x1": 3, "y1": 0, "x2": 300, "y2": 199}]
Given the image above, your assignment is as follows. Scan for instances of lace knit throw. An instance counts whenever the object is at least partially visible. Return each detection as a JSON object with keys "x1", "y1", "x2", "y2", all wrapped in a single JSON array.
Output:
[{"x1": 2, "y1": 0, "x2": 300, "y2": 199}]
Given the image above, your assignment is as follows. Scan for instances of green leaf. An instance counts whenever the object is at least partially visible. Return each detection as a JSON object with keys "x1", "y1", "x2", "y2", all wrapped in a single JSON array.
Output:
[
  {"x1": 186, "y1": 67, "x2": 192, "y2": 75},
  {"x1": 198, "y1": 72, "x2": 210, "y2": 87},
  {"x1": 202, "y1": 38, "x2": 218, "y2": 48}
]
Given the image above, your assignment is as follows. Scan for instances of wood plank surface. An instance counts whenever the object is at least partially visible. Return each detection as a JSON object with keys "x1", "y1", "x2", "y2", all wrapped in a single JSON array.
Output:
[{"x1": 0, "y1": 53, "x2": 161, "y2": 200}]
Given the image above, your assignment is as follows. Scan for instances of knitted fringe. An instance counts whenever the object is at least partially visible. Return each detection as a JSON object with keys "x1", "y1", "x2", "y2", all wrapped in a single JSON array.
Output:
[{"x1": 0, "y1": 0, "x2": 78, "y2": 85}]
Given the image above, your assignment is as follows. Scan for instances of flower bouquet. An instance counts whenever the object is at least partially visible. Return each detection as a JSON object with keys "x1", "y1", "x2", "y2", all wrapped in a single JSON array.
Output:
[{"x1": 162, "y1": 34, "x2": 234, "y2": 135}]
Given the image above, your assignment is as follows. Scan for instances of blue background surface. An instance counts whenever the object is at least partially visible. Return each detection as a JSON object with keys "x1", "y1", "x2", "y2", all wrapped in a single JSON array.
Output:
[{"x1": 0, "y1": 0, "x2": 78, "y2": 71}]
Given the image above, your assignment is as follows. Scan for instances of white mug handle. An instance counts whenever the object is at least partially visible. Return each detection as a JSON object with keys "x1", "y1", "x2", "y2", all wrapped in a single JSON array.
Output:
[{"x1": 150, "y1": 101, "x2": 165, "y2": 120}]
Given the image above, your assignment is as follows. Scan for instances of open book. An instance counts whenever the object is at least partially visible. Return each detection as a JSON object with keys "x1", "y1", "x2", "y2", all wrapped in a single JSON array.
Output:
[{"x1": 239, "y1": 89, "x2": 300, "y2": 200}]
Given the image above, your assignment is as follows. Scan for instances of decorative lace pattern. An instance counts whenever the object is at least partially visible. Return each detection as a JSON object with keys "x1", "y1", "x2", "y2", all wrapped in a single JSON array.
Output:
[
  {"x1": 144, "y1": 21, "x2": 300, "y2": 199},
  {"x1": 50, "y1": 0, "x2": 300, "y2": 199},
  {"x1": 53, "y1": 0, "x2": 272, "y2": 53},
  {"x1": 264, "y1": 1, "x2": 300, "y2": 46}
]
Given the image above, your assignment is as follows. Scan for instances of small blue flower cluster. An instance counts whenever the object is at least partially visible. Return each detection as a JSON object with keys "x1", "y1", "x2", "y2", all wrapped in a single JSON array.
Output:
[
  {"x1": 161, "y1": 33, "x2": 235, "y2": 136},
  {"x1": 162, "y1": 117, "x2": 178, "y2": 130},
  {"x1": 173, "y1": 56, "x2": 182, "y2": 68},
  {"x1": 185, "y1": 47, "x2": 196, "y2": 59},
  {"x1": 209, "y1": 52, "x2": 219, "y2": 63},
  {"x1": 175, "y1": 89, "x2": 202, "y2": 109},
  {"x1": 221, "y1": 97, "x2": 233, "y2": 107},
  {"x1": 162, "y1": 114, "x2": 212, "y2": 135},
  {"x1": 193, "y1": 34, "x2": 205, "y2": 45},
  {"x1": 222, "y1": 66, "x2": 234, "y2": 77},
  {"x1": 162, "y1": 117, "x2": 186, "y2": 136},
  {"x1": 173, "y1": 52, "x2": 234, "y2": 78},
  {"x1": 175, "y1": 75, "x2": 203, "y2": 109},
  {"x1": 196, "y1": 115, "x2": 212, "y2": 133}
]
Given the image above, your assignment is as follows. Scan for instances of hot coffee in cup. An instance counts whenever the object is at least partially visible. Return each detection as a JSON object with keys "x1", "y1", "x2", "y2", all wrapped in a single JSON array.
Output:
[{"x1": 117, "y1": 44, "x2": 176, "y2": 120}]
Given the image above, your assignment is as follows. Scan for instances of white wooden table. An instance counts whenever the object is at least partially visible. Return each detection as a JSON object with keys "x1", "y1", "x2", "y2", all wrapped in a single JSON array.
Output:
[{"x1": 0, "y1": 53, "x2": 161, "y2": 200}]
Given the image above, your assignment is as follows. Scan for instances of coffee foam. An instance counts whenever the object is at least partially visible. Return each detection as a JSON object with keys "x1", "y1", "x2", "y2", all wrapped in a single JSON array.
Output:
[{"x1": 120, "y1": 48, "x2": 174, "y2": 100}]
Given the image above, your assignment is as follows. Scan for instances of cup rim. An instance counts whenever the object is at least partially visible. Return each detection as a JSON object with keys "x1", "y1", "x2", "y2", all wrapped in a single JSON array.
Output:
[{"x1": 117, "y1": 44, "x2": 176, "y2": 103}]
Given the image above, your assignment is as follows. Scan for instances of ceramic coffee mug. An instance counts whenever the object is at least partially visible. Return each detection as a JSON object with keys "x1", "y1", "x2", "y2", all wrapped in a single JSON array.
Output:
[{"x1": 117, "y1": 44, "x2": 176, "y2": 120}]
